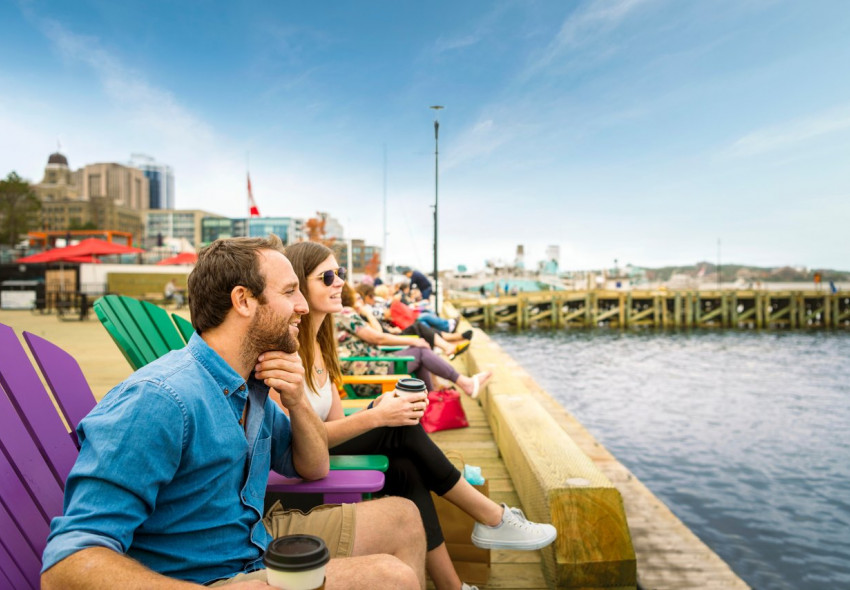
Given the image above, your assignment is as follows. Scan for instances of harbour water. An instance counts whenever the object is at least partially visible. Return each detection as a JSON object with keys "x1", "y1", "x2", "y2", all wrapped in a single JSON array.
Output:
[{"x1": 491, "y1": 329, "x2": 850, "y2": 589}]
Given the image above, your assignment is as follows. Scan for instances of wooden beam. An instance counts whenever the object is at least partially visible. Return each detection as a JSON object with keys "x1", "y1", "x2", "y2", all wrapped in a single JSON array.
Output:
[
  {"x1": 563, "y1": 307, "x2": 588, "y2": 323},
  {"x1": 596, "y1": 307, "x2": 621, "y2": 323},
  {"x1": 698, "y1": 306, "x2": 723, "y2": 324},
  {"x1": 629, "y1": 307, "x2": 654, "y2": 322},
  {"x1": 489, "y1": 394, "x2": 636, "y2": 588}
]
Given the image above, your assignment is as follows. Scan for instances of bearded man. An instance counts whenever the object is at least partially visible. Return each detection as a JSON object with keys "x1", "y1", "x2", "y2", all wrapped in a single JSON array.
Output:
[{"x1": 41, "y1": 235, "x2": 426, "y2": 590}]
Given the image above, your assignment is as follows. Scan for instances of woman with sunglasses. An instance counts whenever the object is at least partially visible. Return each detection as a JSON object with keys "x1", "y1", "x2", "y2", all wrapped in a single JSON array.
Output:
[{"x1": 282, "y1": 241, "x2": 557, "y2": 590}]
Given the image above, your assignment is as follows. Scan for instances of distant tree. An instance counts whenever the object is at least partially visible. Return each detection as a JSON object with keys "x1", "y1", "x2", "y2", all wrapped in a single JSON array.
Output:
[
  {"x1": 364, "y1": 252, "x2": 380, "y2": 277},
  {"x1": 770, "y1": 266, "x2": 805, "y2": 282},
  {"x1": 69, "y1": 219, "x2": 98, "y2": 231},
  {"x1": 0, "y1": 172, "x2": 40, "y2": 248}
]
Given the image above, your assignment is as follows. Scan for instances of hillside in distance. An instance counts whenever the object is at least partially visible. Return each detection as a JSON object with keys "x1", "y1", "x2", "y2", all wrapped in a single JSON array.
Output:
[{"x1": 642, "y1": 262, "x2": 849, "y2": 283}]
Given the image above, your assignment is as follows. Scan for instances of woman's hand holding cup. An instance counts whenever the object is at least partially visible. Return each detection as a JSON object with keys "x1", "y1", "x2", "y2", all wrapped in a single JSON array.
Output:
[{"x1": 375, "y1": 390, "x2": 427, "y2": 427}]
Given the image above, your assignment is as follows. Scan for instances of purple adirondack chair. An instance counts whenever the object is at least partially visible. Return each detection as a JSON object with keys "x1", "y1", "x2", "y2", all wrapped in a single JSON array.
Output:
[{"x1": 0, "y1": 323, "x2": 382, "y2": 587}]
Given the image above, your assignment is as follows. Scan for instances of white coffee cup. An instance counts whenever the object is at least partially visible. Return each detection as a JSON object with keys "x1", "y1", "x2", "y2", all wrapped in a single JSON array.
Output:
[
  {"x1": 393, "y1": 377, "x2": 427, "y2": 397},
  {"x1": 264, "y1": 534, "x2": 330, "y2": 590}
]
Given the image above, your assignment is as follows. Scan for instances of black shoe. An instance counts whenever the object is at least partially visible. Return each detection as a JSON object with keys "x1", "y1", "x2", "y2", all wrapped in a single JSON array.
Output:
[{"x1": 462, "y1": 330, "x2": 473, "y2": 341}]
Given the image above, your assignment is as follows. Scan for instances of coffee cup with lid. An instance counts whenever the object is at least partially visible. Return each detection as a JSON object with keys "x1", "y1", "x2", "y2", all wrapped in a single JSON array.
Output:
[{"x1": 264, "y1": 534, "x2": 330, "y2": 590}]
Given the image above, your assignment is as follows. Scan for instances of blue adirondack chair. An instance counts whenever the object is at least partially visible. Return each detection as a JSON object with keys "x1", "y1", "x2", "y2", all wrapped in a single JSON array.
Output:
[{"x1": 0, "y1": 323, "x2": 384, "y2": 588}]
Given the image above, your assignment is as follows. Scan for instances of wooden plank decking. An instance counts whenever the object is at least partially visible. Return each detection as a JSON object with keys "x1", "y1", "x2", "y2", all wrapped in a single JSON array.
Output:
[{"x1": 429, "y1": 392, "x2": 550, "y2": 589}]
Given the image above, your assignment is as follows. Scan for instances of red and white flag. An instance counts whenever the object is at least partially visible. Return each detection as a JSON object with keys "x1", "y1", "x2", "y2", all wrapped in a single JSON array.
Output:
[{"x1": 247, "y1": 173, "x2": 261, "y2": 217}]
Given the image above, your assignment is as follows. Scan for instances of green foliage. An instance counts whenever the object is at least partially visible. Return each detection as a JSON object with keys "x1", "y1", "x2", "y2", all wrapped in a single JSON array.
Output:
[
  {"x1": 0, "y1": 171, "x2": 41, "y2": 247},
  {"x1": 69, "y1": 219, "x2": 98, "y2": 230}
]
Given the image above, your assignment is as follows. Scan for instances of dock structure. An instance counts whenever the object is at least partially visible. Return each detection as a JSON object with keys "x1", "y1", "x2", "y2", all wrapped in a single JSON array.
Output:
[{"x1": 449, "y1": 289, "x2": 850, "y2": 330}]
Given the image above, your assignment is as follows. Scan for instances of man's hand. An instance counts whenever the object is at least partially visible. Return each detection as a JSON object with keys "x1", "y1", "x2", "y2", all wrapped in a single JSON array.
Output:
[{"x1": 254, "y1": 351, "x2": 306, "y2": 408}]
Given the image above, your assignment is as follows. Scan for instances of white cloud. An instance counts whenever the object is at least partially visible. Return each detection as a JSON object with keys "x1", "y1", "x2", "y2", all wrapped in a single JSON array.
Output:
[
  {"x1": 724, "y1": 104, "x2": 850, "y2": 158},
  {"x1": 434, "y1": 34, "x2": 481, "y2": 54},
  {"x1": 443, "y1": 118, "x2": 512, "y2": 171},
  {"x1": 527, "y1": 0, "x2": 654, "y2": 75}
]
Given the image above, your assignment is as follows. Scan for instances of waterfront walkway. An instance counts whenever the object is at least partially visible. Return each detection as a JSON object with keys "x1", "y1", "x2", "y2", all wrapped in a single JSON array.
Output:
[{"x1": 1, "y1": 309, "x2": 750, "y2": 588}]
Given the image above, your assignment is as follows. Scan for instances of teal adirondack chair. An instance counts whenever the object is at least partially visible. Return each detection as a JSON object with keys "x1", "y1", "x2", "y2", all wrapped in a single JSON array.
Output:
[{"x1": 94, "y1": 295, "x2": 388, "y2": 472}]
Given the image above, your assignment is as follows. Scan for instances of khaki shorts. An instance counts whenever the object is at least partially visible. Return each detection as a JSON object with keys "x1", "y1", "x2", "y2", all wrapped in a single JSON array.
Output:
[
  {"x1": 263, "y1": 500, "x2": 356, "y2": 558},
  {"x1": 209, "y1": 502, "x2": 356, "y2": 586}
]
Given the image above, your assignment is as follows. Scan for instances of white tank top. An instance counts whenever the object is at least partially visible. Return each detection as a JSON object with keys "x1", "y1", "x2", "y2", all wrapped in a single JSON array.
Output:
[{"x1": 306, "y1": 376, "x2": 334, "y2": 421}]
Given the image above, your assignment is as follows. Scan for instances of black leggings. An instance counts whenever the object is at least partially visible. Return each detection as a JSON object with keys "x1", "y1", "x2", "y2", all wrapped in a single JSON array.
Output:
[
  {"x1": 330, "y1": 424, "x2": 462, "y2": 551},
  {"x1": 392, "y1": 347, "x2": 460, "y2": 392},
  {"x1": 401, "y1": 322, "x2": 440, "y2": 348}
]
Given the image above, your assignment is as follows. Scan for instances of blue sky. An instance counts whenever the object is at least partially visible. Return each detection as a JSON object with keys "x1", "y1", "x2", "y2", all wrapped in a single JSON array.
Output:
[{"x1": 2, "y1": 0, "x2": 849, "y2": 272}]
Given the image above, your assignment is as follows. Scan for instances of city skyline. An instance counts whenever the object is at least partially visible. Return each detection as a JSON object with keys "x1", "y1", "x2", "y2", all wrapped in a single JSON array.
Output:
[{"x1": 2, "y1": 0, "x2": 849, "y2": 271}]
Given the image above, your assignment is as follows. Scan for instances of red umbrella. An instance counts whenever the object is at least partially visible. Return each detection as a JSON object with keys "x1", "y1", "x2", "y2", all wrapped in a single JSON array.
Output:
[
  {"x1": 18, "y1": 238, "x2": 143, "y2": 263},
  {"x1": 62, "y1": 255, "x2": 102, "y2": 264},
  {"x1": 156, "y1": 251, "x2": 198, "y2": 265}
]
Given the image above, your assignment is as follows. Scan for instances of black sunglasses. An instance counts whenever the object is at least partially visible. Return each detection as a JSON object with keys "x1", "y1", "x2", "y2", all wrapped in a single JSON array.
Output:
[{"x1": 315, "y1": 267, "x2": 346, "y2": 286}]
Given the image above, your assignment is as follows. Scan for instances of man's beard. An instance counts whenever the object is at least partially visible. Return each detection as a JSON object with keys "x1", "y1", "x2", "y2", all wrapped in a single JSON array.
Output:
[{"x1": 241, "y1": 304, "x2": 299, "y2": 370}]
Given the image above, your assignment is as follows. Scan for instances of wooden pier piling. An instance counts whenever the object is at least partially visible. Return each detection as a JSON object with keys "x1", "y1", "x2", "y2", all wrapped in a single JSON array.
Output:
[{"x1": 449, "y1": 289, "x2": 850, "y2": 331}]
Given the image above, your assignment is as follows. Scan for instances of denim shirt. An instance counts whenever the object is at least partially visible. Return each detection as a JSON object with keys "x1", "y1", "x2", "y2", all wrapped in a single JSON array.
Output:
[{"x1": 41, "y1": 333, "x2": 299, "y2": 584}]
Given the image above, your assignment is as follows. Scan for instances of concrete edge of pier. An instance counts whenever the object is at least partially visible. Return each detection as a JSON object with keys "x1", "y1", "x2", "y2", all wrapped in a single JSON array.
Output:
[{"x1": 453, "y1": 317, "x2": 750, "y2": 589}]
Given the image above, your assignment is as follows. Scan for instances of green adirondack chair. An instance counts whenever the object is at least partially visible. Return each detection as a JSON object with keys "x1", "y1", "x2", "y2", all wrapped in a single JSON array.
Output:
[
  {"x1": 94, "y1": 295, "x2": 389, "y2": 471},
  {"x1": 94, "y1": 295, "x2": 186, "y2": 371}
]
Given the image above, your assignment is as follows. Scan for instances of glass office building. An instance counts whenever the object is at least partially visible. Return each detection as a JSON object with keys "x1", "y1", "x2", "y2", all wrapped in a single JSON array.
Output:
[
  {"x1": 200, "y1": 217, "x2": 305, "y2": 246},
  {"x1": 130, "y1": 154, "x2": 175, "y2": 210}
]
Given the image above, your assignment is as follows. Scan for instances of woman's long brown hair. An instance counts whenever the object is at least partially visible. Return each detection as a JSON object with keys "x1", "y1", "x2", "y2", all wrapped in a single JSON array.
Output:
[{"x1": 284, "y1": 241, "x2": 342, "y2": 394}]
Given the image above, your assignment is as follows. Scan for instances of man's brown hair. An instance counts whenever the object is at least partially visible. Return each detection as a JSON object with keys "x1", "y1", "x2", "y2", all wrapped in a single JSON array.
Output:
[{"x1": 188, "y1": 235, "x2": 285, "y2": 334}]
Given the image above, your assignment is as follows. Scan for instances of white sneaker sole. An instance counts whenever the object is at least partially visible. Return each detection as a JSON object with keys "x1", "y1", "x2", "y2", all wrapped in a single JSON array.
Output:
[{"x1": 470, "y1": 529, "x2": 557, "y2": 551}]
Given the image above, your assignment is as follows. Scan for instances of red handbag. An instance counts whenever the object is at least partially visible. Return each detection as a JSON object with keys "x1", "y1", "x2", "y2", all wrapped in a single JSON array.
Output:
[
  {"x1": 389, "y1": 300, "x2": 419, "y2": 329},
  {"x1": 421, "y1": 389, "x2": 469, "y2": 433}
]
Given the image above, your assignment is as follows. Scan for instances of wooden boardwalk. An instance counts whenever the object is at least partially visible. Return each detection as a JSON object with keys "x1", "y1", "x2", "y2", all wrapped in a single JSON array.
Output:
[{"x1": 449, "y1": 289, "x2": 850, "y2": 331}]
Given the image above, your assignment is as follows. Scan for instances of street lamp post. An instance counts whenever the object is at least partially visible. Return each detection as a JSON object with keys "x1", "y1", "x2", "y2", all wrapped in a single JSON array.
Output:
[{"x1": 430, "y1": 105, "x2": 443, "y2": 312}]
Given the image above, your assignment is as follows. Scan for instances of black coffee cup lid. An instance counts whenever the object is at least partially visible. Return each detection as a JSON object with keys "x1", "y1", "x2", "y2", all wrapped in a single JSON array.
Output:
[
  {"x1": 264, "y1": 534, "x2": 330, "y2": 571},
  {"x1": 395, "y1": 377, "x2": 426, "y2": 392}
]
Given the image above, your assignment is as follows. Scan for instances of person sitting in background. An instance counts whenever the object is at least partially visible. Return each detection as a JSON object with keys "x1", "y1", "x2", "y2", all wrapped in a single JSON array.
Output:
[
  {"x1": 284, "y1": 240, "x2": 557, "y2": 590},
  {"x1": 354, "y1": 284, "x2": 470, "y2": 359},
  {"x1": 387, "y1": 284, "x2": 457, "y2": 333},
  {"x1": 338, "y1": 281, "x2": 484, "y2": 396},
  {"x1": 395, "y1": 280, "x2": 413, "y2": 305},
  {"x1": 163, "y1": 278, "x2": 185, "y2": 309}
]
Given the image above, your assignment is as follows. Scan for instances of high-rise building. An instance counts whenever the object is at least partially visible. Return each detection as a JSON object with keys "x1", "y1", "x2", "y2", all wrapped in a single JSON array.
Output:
[{"x1": 129, "y1": 153, "x2": 175, "y2": 209}]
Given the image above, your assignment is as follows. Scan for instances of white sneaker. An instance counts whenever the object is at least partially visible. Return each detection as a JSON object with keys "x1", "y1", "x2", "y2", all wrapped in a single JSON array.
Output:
[
  {"x1": 461, "y1": 584, "x2": 479, "y2": 590},
  {"x1": 471, "y1": 503, "x2": 557, "y2": 550}
]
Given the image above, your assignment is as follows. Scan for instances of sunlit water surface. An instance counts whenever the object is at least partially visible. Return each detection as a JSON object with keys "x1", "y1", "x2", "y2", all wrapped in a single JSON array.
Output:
[{"x1": 491, "y1": 329, "x2": 850, "y2": 589}]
